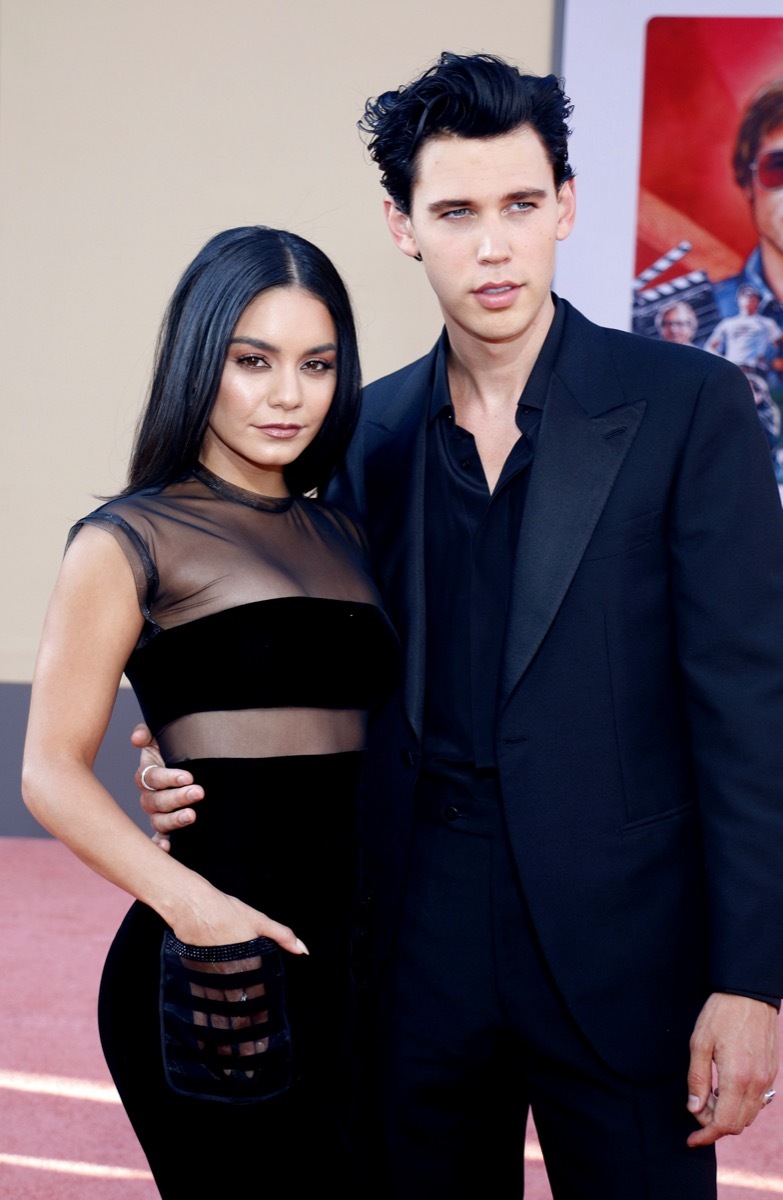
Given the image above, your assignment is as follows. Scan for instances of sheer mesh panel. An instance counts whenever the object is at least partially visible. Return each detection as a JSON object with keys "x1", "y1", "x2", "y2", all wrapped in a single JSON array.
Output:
[
  {"x1": 160, "y1": 933, "x2": 293, "y2": 1101},
  {"x1": 69, "y1": 466, "x2": 397, "y2": 760},
  {"x1": 157, "y1": 707, "x2": 367, "y2": 762}
]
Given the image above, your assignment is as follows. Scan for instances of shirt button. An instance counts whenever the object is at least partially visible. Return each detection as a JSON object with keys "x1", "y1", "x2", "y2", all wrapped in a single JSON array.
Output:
[
  {"x1": 460, "y1": 460, "x2": 471, "y2": 470},
  {"x1": 443, "y1": 805, "x2": 461, "y2": 822}
]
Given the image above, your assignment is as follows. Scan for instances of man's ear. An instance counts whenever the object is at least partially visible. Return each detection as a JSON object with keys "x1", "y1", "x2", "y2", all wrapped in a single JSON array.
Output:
[
  {"x1": 384, "y1": 198, "x2": 421, "y2": 260},
  {"x1": 556, "y1": 177, "x2": 576, "y2": 243}
]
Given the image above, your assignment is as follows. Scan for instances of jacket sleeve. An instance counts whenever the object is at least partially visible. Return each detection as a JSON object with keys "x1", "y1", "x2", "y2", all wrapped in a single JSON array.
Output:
[{"x1": 669, "y1": 355, "x2": 783, "y2": 999}]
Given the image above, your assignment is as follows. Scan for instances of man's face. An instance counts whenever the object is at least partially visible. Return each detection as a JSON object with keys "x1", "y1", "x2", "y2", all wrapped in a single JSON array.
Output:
[
  {"x1": 659, "y1": 305, "x2": 697, "y2": 344},
  {"x1": 385, "y1": 125, "x2": 576, "y2": 350},
  {"x1": 747, "y1": 122, "x2": 783, "y2": 270}
]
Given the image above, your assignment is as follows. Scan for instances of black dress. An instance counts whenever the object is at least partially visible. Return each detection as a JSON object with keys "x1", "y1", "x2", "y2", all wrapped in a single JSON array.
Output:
[{"x1": 72, "y1": 466, "x2": 397, "y2": 1195}]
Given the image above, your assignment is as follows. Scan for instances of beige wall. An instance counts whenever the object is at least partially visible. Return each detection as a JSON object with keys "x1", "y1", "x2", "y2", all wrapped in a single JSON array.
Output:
[{"x1": 0, "y1": 0, "x2": 555, "y2": 682}]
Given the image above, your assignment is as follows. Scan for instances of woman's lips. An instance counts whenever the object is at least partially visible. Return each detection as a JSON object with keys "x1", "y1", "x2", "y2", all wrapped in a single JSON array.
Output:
[{"x1": 255, "y1": 424, "x2": 302, "y2": 439}]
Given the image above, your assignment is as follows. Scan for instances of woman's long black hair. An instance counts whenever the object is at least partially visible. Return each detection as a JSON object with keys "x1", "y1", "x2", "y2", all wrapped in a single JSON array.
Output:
[{"x1": 124, "y1": 225, "x2": 361, "y2": 497}]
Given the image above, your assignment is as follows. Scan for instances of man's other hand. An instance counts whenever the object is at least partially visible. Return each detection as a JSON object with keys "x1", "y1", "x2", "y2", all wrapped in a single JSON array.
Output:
[
  {"x1": 132, "y1": 723, "x2": 204, "y2": 852},
  {"x1": 686, "y1": 992, "x2": 779, "y2": 1146}
]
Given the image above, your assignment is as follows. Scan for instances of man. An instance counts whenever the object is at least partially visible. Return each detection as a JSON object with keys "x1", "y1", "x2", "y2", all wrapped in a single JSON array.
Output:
[
  {"x1": 713, "y1": 77, "x2": 783, "y2": 322},
  {"x1": 705, "y1": 283, "x2": 783, "y2": 371},
  {"x1": 136, "y1": 54, "x2": 783, "y2": 1199},
  {"x1": 655, "y1": 299, "x2": 699, "y2": 345}
]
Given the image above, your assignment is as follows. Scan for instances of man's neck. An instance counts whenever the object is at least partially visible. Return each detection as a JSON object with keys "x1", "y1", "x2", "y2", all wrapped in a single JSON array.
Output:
[
  {"x1": 443, "y1": 298, "x2": 555, "y2": 493},
  {"x1": 444, "y1": 295, "x2": 554, "y2": 417}
]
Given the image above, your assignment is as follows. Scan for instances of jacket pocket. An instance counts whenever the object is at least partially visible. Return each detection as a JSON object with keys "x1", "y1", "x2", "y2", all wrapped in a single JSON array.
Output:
[
  {"x1": 582, "y1": 509, "x2": 660, "y2": 561},
  {"x1": 619, "y1": 801, "x2": 693, "y2": 837}
]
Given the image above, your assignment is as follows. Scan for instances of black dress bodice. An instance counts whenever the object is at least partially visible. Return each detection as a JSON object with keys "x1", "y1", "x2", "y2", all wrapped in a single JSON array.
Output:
[{"x1": 71, "y1": 465, "x2": 398, "y2": 763}]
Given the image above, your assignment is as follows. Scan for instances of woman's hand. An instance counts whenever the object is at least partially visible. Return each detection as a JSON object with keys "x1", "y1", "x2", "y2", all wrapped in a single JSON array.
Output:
[
  {"x1": 166, "y1": 890, "x2": 308, "y2": 1077},
  {"x1": 170, "y1": 886, "x2": 309, "y2": 957}
]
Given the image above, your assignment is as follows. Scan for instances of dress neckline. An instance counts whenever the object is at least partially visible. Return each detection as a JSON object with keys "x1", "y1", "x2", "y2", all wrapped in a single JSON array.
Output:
[{"x1": 193, "y1": 464, "x2": 295, "y2": 513}]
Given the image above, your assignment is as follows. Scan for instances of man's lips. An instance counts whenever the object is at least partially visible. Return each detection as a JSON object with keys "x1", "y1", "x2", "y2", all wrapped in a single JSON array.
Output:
[
  {"x1": 255, "y1": 424, "x2": 302, "y2": 439},
  {"x1": 473, "y1": 281, "x2": 521, "y2": 309}
]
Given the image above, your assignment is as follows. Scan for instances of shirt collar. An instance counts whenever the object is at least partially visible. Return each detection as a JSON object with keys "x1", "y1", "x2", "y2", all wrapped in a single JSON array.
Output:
[{"x1": 743, "y1": 247, "x2": 782, "y2": 316}]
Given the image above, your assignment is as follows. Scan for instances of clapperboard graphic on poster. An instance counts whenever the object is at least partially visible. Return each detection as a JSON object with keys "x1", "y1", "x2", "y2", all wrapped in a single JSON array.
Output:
[{"x1": 631, "y1": 241, "x2": 720, "y2": 346}]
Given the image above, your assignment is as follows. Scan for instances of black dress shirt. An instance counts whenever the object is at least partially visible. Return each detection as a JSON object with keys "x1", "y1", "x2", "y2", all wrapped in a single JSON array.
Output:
[{"x1": 422, "y1": 298, "x2": 565, "y2": 773}]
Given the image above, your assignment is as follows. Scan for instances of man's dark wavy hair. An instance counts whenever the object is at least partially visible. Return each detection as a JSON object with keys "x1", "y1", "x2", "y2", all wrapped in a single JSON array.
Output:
[
  {"x1": 358, "y1": 52, "x2": 574, "y2": 214},
  {"x1": 123, "y1": 226, "x2": 361, "y2": 499},
  {"x1": 733, "y1": 77, "x2": 783, "y2": 189}
]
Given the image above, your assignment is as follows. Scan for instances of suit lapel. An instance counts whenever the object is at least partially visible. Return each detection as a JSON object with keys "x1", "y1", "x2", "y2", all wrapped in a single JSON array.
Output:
[
  {"x1": 501, "y1": 306, "x2": 646, "y2": 701},
  {"x1": 361, "y1": 308, "x2": 647, "y2": 723}
]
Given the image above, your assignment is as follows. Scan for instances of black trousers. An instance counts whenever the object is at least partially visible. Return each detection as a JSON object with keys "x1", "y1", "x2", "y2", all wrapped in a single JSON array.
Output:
[{"x1": 371, "y1": 769, "x2": 717, "y2": 1199}]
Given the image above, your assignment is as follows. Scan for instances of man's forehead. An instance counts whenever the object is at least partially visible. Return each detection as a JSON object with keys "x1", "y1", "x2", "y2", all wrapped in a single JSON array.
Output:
[
  {"x1": 760, "y1": 122, "x2": 783, "y2": 150},
  {"x1": 411, "y1": 125, "x2": 556, "y2": 199}
]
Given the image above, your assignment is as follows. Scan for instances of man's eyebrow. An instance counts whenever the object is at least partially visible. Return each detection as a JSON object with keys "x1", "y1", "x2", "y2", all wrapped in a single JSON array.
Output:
[
  {"x1": 505, "y1": 188, "x2": 548, "y2": 202},
  {"x1": 426, "y1": 188, "x2": 548, "y2": 214},
  {"x1": 228, "y1": 336, "x2": 337, "y2": 354}
]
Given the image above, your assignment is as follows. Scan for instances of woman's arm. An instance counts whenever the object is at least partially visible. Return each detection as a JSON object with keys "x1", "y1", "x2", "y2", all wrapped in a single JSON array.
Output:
[{"x1": 22, "y1": 526, "x2": 304, "y2": 954}]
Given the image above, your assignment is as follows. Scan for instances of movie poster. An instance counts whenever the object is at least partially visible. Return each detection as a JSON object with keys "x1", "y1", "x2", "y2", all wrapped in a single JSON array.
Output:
[{"x1": 632, "y1": 17, "x2": 783, "y2": 482}]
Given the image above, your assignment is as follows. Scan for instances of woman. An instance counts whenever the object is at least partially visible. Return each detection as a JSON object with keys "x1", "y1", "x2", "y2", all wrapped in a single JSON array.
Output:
[{"x1": 22, "y1": 226, "x2": 398, "y2": 1194}]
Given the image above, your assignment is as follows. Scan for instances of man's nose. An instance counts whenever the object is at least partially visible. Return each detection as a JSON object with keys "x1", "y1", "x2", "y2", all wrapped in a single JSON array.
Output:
[{"x1": 476, "y1": 218, "x2": 512, "y2": 263}]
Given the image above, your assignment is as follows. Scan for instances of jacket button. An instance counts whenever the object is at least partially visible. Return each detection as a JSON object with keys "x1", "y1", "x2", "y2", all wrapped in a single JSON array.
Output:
[{"x1": 443, "y1": 805, "x2": 460, "y2": 822}]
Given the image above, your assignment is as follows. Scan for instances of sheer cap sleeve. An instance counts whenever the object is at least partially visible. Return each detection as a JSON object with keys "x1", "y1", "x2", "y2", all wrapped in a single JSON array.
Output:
[{"x1": 68, "y1": 511, "x2": 159, "y2": 635}]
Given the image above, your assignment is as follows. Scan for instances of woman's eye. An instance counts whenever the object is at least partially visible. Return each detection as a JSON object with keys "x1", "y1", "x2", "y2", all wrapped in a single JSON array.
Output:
[
  {"x1": 237, "y1": 354, "x2": 269, "y2": 369},
  {"x1": 302, "y1": 359, "x2": 334, "y2": 373}
]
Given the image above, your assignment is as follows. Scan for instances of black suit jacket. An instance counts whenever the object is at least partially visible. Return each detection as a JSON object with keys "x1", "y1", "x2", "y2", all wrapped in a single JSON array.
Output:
[{"x1": 330, "y1": 299, "x2": 783, "y2": 1081}]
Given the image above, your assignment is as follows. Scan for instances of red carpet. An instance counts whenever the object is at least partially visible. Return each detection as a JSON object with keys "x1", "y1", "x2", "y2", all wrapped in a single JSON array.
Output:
[{"x1": 0, "y1": 837, "x2": 780, "y2": 1198}]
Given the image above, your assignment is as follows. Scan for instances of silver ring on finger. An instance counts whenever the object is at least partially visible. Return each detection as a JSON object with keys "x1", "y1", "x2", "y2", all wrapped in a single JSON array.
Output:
[
  {"x1": 763, "y1": 1089, "x2": 776, "y2": 1106},
  {"x1": 140, "y1": 764, "x2": 157, "y2": 792}
]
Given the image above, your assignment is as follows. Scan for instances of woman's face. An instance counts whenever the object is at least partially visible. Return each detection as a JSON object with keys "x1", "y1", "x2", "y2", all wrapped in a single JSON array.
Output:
[{"x1": 200, "y1": 286, "x2": 338, "y2": 496}]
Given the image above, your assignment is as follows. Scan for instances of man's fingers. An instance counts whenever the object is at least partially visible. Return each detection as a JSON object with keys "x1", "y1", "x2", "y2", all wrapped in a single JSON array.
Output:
[
  {"x1": 687, "y1": 1097, "x2": 758, "y2": 1147},
  {"x1": 687, "y1": 1075, "x2": 778, "y2": 1147},
  {"x1": 687, "y1": 1088, "x2": 717, "y2": 1128},
  {"x1": 149, "y1": 809, "x2": 195, "y2": 835},
  {"x1": 686, "y1": 1045, "x2": 714, "y2": 1119},
  {"x1": 687, "y1": 1085, "x2": 743, "y2": 1146},
  {"x1": 143, "y1": 795, "x2": 201, "y2": 834},
  {"x1": 138, "y1": 780, "x2": 202, "y2": 815},
  {"x1": 136, "y1": 764, "x2": 198, "y2": 795}
]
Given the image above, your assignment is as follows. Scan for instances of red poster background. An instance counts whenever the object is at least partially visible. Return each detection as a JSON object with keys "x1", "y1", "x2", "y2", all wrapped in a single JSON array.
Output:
[{"x1": 636, "y1": 16, "x2": 783, "y2": 286}]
